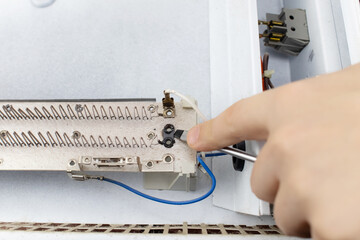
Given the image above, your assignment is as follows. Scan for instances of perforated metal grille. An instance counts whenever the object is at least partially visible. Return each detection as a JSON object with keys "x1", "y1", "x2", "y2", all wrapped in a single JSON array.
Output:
[{"x1": 0, "y1": 222, "x2": 281, "y2": 235}]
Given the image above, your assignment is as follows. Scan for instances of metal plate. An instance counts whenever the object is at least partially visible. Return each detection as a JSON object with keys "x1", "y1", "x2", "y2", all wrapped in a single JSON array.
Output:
[{"x1": 0, "y1": 101, "x2": 197, "y2": 174}]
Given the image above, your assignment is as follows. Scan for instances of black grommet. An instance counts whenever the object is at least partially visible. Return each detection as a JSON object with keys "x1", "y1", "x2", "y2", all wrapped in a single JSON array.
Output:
[
  {"x1": 163, "y1": 137, "x2": 175, "y2": 148},
  {"x1": 232, "y1": 141, "x2": 246, "y2": 171},
  {"x1": 164, "y1": 124, "x2": 175, "y2": 134}
]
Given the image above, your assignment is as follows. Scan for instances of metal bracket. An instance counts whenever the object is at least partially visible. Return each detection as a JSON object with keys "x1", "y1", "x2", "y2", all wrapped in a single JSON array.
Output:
[
  {"x1": 66, "y1": 158, "x2": 104, "y2": 181},
  {"x1": 162, "y1": 91, "x2": 175, "y2": 118},
  {"x1": 66, "y1": 171, "x2": 104, "y2": 181},
  {"x1": 260, "y1": 8, "x2": 310, "y2": 56}
]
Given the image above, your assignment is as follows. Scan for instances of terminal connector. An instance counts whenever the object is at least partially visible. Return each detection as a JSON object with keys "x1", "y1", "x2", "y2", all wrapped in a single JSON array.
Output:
[
  {"x1": 162, "y1": 91, "x2": 175, "y2": 118},
  {"x1": 259, "y1": 8, "x2": 310, "y2": 56}
]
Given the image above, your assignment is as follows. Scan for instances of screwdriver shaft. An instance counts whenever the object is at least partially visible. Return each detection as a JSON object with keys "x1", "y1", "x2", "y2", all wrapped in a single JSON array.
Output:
[{"x1": 219, "y1": 147, "x2": 256, "y2": 163}]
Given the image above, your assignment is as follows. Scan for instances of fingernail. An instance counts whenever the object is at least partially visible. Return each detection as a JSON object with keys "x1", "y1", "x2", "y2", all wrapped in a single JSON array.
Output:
[{"x1": 187, "y1": 125, "x2": 200, "y2": 147}]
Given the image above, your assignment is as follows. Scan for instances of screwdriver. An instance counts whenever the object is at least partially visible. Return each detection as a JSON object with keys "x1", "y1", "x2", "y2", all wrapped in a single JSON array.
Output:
[{"x1": 174, "y1": 130, "x2": 257, "y2": 163}]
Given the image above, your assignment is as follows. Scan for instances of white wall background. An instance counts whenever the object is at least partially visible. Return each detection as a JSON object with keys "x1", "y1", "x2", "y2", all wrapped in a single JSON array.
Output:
[{"x1": 0, "y1": 0, "x2": 275, "y2": 226}]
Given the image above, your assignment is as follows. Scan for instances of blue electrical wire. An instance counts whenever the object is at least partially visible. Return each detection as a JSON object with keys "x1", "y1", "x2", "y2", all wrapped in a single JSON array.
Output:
[
  {"x1": 203, "y1": 152, "x2": 227, "y2": 158},
  {"x1": 100, "y1": 154, "x2": 221, "y2": 205}
]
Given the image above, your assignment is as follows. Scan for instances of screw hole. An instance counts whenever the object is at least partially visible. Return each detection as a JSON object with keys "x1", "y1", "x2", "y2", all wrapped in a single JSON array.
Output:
[
  {"x1": 289, "y1": 15, "x2": 294, "y2": 20},
  {"x1": 147, "y1": 132, "x2": 155, "y2": 139},
  {"x1": 165, "y1": 109, "x2": 173, "y2": 116},
  {"x1": 291, "y1": 27, "x2": 296, "y2": 31},
  {"x1": 164, "y1": 155, "x2": 173, "y2": 163},
  {"x1": 148, "y1": 105, "x2": 157, "y2": 113},
  {"x1": 69, "y1": 160, "x2": 76, "y2": 166},
  {"x1": 163, "y1": 137, "x2": 175, "y2": 148},
  {"x1": 164, "y1": 124, "x2": 175, "y2": 134}
]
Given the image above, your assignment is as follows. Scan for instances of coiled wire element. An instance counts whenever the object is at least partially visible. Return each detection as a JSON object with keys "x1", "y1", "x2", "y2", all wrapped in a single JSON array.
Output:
[
  {"x1": 0, "y1": 104, "x2": 152, "y2": 121},
  {"x1": 0, "y1": 131, "x2": 147, "y2": 148}
]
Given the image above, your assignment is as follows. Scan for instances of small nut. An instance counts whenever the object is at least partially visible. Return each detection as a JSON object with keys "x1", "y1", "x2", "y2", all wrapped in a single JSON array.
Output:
[
  {"x1": 165, "y1": 109, "x2": 173, "y2": 116},
  {"x1": 164, "y1": 124, "x2": 175, "y2": 134},
  {"x1": 148, "y1": 104, "x2": 157, "y2": 113},
  {"x1": 163, "y1": 138, "x2": 175, "y2": 148}
]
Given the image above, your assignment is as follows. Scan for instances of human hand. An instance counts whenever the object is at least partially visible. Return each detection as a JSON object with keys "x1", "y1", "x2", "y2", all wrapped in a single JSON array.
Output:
[{"x1": 187, "y1": 63, "x2": 360, "y2": 239}]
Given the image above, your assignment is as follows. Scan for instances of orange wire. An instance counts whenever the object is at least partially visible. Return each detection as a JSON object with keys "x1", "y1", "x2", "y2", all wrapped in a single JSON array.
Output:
[{"x1": 261, "y1": 57, "x2": 266, "y2": 91}]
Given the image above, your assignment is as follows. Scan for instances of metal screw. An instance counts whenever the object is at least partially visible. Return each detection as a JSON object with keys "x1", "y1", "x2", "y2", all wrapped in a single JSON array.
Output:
[
  {"x1": 146, "y1": 161, "x2": 154, "y2": 168},
  {"x1": 75, "y1": 104, "x2": 83, "y2": 112},
  {"x1": 148, "y1": 105, "x2": 157, "y2": 113},
  {"x1": 166, "y1": 109, "x2": 173, "y2": 116},
  {"x1": 72, "y1": 131, "x2": 81, "y2": 139},
  {"x1": 84, "y1": 157, "x2": 91, "y2": 163},
  {"x1": 147, "y1": 132, "x2": 155, "y2": 140},
  {"x1": 0, "y1": 130, "x2": 7, "y2": 138}
]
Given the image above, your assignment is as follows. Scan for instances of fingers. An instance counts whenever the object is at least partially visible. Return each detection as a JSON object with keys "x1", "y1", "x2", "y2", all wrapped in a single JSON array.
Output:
[
  {"x1": 187, "y1": 91, "x2": 275, "y2": 152},
  {"x1": 250, "y1": 139, "x2": 279, "y2": 203},
  {"x1": 251, "y1": 137, "x2": 310, "y2": 238},
  {"x1": 273, "y1": 183, "x2": 311, "y2": 238}
]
